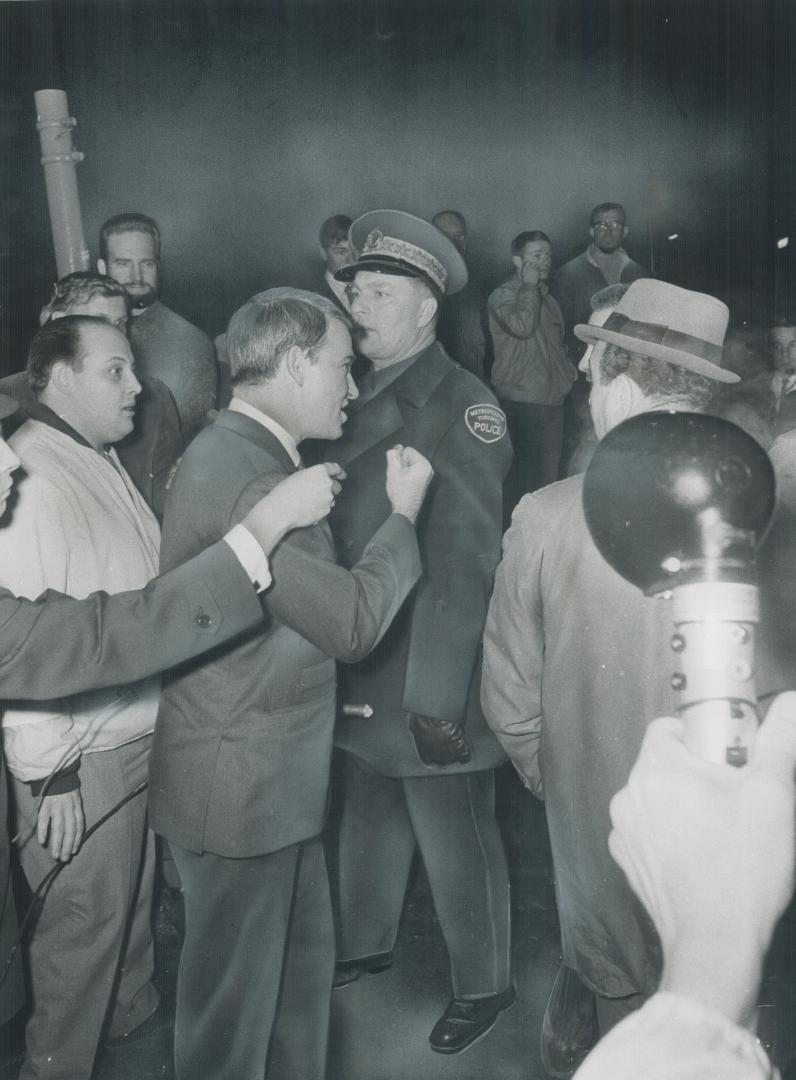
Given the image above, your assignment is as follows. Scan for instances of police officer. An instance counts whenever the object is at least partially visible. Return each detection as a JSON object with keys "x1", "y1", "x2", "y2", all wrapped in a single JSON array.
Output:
[{"x1": 326, "y1": 211, "x2": 515, "y2": 1054}]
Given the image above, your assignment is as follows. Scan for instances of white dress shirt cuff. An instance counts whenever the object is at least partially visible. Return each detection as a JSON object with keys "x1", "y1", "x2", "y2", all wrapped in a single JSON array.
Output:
[{"x1": 223, "y1": 525, "x2": 272, "y2": 593}]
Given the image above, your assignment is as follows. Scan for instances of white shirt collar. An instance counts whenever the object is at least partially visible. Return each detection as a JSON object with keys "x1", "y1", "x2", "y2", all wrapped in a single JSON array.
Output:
[{"x1": 228, "y1": 397, "x2": 301, "y2": 467}]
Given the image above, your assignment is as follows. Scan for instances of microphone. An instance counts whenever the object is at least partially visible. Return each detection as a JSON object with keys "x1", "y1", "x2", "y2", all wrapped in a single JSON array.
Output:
[{"x1": 582, "y1": 411, "x2": 775, "y2": 766}]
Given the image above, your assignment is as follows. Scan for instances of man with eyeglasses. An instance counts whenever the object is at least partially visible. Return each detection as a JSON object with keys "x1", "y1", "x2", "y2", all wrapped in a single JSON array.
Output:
[{"x1": 552, "y1": 203, "x2": 647, "y2": 360}]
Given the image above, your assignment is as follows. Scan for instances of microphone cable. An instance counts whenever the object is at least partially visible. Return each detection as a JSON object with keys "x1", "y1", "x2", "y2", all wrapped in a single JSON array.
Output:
[{"x1": 0, "y1": 780, "x2": 147, "y2": 992}]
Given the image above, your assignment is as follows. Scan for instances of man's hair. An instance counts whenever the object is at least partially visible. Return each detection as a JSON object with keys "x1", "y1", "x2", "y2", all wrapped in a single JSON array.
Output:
[
  {"x1": 590, "y1": 283, "x2": 629, "y2": 312},
  {"x1": 511, "y1": 230, "x2": 551, "y2": 255},
  {"x1": 597, "y1": 342, "x2": 713, "y2": 410},
  {"x1": 42, "y1": 271, "x2": 128, "y2": 322},
  {"x1": 227, "y1": 288, "x2": 350, "y2": 387},
  {"x1": 432, "y1": 210, "x2": 466, "y2": 230},
  {"x1": 771, "y1": 316, "x2": 796, "y2": 332},
  {"x1": 99, "y1": 213, "x2": 161, "y2": 262},
  {"x1": 590, "y1": 202, "x2": 626, "y2": 226},
  {"x1": 27, "y1": 314, "x2": 108, "y2": 390},
  {"x1": 319, "y1": 215, "x2": 352, "y2": 250}
]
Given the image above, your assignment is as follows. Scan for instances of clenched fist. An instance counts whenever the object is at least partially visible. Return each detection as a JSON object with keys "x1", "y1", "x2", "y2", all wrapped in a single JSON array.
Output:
[{"x1": 385, "y1": 445, "x2": 433, "y2": 524}]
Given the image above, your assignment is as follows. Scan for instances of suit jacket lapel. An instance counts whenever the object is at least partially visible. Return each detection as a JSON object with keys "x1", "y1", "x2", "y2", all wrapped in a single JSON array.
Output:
[{"x1": 216, "y1": 410, "x2": 337, "y2": 548}]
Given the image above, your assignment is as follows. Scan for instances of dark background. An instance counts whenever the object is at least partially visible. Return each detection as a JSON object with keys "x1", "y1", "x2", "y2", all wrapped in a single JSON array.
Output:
[{"x1": 1, "y1": 0, "x2": 794, "y2": 374}]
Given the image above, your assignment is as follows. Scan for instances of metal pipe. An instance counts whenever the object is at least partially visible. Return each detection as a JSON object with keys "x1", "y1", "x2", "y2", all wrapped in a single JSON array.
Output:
[{"x1": 34, "y1": 89, "x2": 89, "y2": 278}]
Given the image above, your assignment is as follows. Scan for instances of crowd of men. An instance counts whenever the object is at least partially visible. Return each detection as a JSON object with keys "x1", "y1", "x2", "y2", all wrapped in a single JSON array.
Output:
[{"x1": 0, "y1": 202, "x2": 793, "y2": 1080}]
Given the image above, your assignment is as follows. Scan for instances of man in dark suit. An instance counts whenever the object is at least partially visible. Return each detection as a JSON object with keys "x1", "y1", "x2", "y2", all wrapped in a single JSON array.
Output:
[
  {"x1": 327, "y1": 211, "x2": 515, "y2": 1054},
  {"x1": 149, "y1": 288, "x2": 431, "y2": 1080},
  {"x1": 0, "y1": 389, "x2": 343, "y2": 1034}
]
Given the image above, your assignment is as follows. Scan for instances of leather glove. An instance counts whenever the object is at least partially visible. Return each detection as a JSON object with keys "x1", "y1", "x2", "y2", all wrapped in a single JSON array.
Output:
[{"x1": 408, "y1": 714, "x2": 471, "y2": 768}]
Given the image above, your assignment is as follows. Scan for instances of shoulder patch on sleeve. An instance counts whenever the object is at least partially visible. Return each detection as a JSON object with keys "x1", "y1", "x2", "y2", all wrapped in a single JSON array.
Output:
[{"x1": 464, "y1": 404, "x2": 507, "y2": 444}]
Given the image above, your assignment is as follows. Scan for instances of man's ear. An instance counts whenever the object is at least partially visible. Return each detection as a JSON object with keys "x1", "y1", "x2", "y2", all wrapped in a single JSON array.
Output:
[
  {"x1": 588, "y1": 228, "x2": 596, "y2": 244},
  {"x1": 622, "y1": 226, "x2": 629, "y2": 239},
  {"x1": 97, "y1": 258, "x2": 107, "y2": 276},
  {"x1": 418, "y1": 295, "x2": 438, "y2": 330},
  {"x1": 48, "y1": 360, "x2": 75, "y2": 396},
  {"x1": 284, "y1": 344, "x2": 307, "y2": 386},
  {"x1": 511, "y1": 254, "x2": 523, "y2": 273}
]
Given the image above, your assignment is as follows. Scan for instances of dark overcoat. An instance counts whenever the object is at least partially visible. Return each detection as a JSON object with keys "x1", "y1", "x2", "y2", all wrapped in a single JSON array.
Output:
[{"x1": 327, "y1": 341, "x2": 512, "y2": 776}]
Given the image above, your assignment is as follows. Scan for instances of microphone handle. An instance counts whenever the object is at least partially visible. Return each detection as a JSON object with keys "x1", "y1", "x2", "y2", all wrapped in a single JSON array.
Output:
[{"x1": 668, "y1": 580, "x2": 759, "y2": 767}]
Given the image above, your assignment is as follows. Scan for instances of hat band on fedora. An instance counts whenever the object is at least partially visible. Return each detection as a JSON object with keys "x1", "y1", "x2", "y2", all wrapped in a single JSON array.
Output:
[
  {"x1": 360, "y1": 231, "x2": 447, "y2": 293},
  {"x1": 603, "y1": 312, "x2": 724, "y2": 368}
]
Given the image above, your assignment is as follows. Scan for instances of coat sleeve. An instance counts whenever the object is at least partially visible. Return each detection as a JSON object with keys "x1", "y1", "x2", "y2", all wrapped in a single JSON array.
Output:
[
  {"x1": 0, "y1": 541, "x2": 263, "y2": 701},
  {"x1": 481, "y1": 494, "x2": 546, "y2": 795},
  {"x1": 488, "y1": 281, "x2": 544, "y2": 339},
  {"x1": 0, "y1": 472, "x2": 82, "y2": 780},
  {"x1": 400, "y1": 400, "x2": 511, "y2": 723},
  {"x1": 230, "y1": 474, "x2": 423, "y2": 664}
]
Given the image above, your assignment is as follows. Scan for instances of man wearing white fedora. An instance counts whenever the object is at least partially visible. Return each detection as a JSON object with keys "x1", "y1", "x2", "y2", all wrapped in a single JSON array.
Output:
[{"x1": 481, "y1": 279, "x2": 748, "y2": 1076}]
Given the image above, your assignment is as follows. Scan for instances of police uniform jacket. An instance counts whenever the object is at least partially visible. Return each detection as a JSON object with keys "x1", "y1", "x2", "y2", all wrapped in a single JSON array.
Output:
[
  {"x1": 149, "y1": 410, "x2": 421, "y2": 858},
  {"x1": 328, "y1": 340, "x2": 512, "y2": 777}
]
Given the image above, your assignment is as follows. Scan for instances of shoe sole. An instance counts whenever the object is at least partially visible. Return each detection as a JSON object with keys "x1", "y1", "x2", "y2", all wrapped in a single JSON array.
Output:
[{"x1": 429, "y1": 996, "x2": 516, "y2": 1055}]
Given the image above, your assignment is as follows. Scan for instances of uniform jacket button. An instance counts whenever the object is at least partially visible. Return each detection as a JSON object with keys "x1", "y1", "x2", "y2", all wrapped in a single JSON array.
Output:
[{"x1": 196, "y1": 611, "x2": 213, "y2": 628}]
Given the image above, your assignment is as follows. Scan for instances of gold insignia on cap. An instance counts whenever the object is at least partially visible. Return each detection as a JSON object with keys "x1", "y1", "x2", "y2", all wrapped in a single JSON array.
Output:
[{"x1": 360, "y1": 232, "x2": 448, "y2": 292}]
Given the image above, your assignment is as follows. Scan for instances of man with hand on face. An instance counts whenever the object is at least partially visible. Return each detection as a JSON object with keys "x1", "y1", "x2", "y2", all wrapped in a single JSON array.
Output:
[
  {"x1": 150, "y1": 288, "x2": 430, "y2": 1080},
  {"x1": 98, "y1": 212, "x2": 218, "y2": 442},
  {"x1": 488, "y1": 229, "x2": 574, "y2": 513},
  {"x1": 0, "y1": 314, "x2": 345, "y2": 1080},
  {"x1": 328, "y1": 211, "x2": 514, "y2": 1055}
]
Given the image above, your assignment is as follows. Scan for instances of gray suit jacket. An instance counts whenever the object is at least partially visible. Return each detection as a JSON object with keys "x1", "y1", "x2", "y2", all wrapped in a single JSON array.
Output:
[{"x1": 149, "y1": 409, "x2": 421, "y2": 857}]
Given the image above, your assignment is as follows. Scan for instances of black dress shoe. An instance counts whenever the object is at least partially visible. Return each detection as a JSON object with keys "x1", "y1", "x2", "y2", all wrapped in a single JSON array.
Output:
[
  {"x1": 540, "y1": 964, "x2": 597, "y2": 1078},
  {"x1": 332, "y1": 951, "x2": 393, "y2": 990},
  {"x1": 429, "y1": 985, "x2": 515, "y2": 1054}
]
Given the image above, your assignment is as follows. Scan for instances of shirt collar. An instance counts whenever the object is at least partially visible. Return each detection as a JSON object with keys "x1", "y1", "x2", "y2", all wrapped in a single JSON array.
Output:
[{"x1": 228, "y1": 397, "x2": 301, "y2": 466}]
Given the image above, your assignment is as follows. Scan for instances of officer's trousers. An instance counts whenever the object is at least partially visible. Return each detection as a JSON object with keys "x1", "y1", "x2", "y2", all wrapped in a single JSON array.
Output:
[{"x1": 337, "y1": 754, "x2": 511, "y2": 997}]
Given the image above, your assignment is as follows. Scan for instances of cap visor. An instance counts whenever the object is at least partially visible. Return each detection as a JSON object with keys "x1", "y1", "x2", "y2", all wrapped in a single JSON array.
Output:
[{"x1": 334, "y1": 256, "x2": 428, "y2": 284}]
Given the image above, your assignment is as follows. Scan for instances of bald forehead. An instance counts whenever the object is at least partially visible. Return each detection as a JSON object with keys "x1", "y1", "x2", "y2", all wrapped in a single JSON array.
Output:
[
  {"x1": 78, "y1": 319, "x2": 133, "y2": 355},
  {"x1": 62, "y1": 296, "x2": 128, "y2": 329},
  {"x1": 434, "y1": 212, "x2": 465, "y2": 231}
]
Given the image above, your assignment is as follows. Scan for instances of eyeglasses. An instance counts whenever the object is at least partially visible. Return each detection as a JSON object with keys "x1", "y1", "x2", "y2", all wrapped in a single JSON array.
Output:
[{"x1": 592, "y1": 221, "x2": 625, "y2": 232}]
